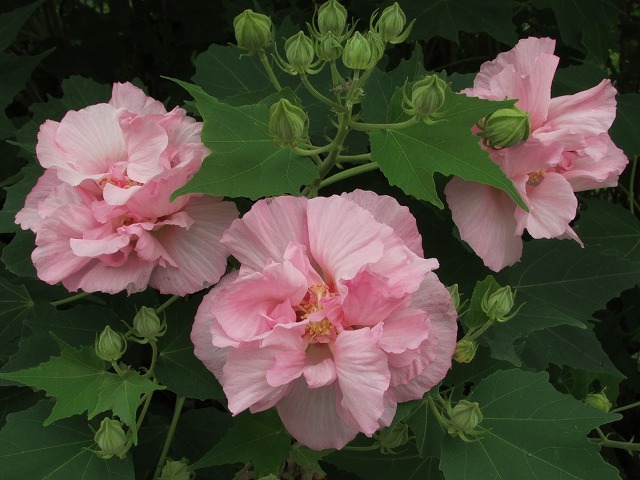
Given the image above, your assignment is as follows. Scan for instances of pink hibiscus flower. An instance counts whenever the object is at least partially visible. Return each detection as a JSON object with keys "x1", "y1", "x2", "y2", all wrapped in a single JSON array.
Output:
[
  {"x1": 191, "y1": 191, "x2": 458, "y2": 450},
  {"x1": 445, "y1": 37, "x2": 628, "y2": 271},
  {"x1": 16, "y1": 83, "x2": 239, "y2": 295}
]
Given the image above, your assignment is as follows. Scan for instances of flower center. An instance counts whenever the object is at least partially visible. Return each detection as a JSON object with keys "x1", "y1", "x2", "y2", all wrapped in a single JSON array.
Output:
[
  {"x1": 527, "y1": 170, "x2": 546, "y2": 186},
  {"x1": 99, "y1": 163, "x2": 142, "y2": 190},
  {"x1": 304, "y1": 317, "x2": 338, "y2": 344},
  {"x1": 295, "y1": 282, "x2": 340, "y2": 344}
]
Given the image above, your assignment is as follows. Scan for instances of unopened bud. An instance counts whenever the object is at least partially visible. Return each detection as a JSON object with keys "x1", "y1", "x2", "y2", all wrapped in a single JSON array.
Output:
[
  {"x1": 454, "y1": 339, "x2": 478, "y2": 364},
  {"x1": 585, "y1": 391, "x2": 612, "y2": 413},
  {"x1": 366, "y1": 30, "x2": 385, "y2": 66},
  {"x1": 374, "y1": 2, "x2": 414, "y2": 44},
  {"x1": 233, "y1": 10, "x2": 274, "y2": 53},
  {"x1": 408, "y1": 75, "x2": 447, "y2": 117},
  {"x1": 316, "y1": 31, "x2": 343, "y2": 62},
  {"x1": 481, "y1": 285, "x2": 517, "y2": 322},
  {"x1": 447, "y1": 284, "x2": 461, "y2": 311},
  {"x1": 449, "y1": 400, "x2": 483, "y2": 434},
  {"x1": 317, "y1": 0, "x2": 348, "y2": 36},
  {"x1": 285, "y1": 31, "x2": 315, "y2": 74},
  {"x1": 94, "y1": 418, "x2": 129, "y2": 459},
  {"x1": 159, "y1": 458, "x2": 193, "y2": 480},
  {"x1": 269, "y1": 98, "x2": 309, "y2": 146},
  {"x1": 377, "y1": 422, "x2": 410, "y2": 454},
  {"x1": 477, "y1": 106, "x2": 530, "y2": 149},
  {"x1": 133, "y1": 306, "x2": 166, "y2": 341},
  {"x1": 343, "y1": 32, "x2": 373, "y2": 70},
  {"x1": 95, "y1": 326, "x2": 126, "y2": 362}
]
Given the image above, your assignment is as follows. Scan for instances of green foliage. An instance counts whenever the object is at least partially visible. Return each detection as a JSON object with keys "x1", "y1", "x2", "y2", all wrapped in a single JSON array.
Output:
[
  {"x1": 439, "y1": 369, "x2": 622, "y2": 480},
  {"x1": 369, "y1": 89, "x2": 523, "y2": 209},
  {"x1": 0, "y1": 400, "x2": 135, "y2": 480},
  {"x1": 191, "y1": 409, "x2": 292, "y2": 477},
  {"x1": 611, "y1": 93, "x2": 640, "y2": 158},
  {"x1": 171, "y1": 80, "x2": 318, "y2": 200},
  {"x1": 289, "y1": 443, "x2": 332, "y2": 476}
]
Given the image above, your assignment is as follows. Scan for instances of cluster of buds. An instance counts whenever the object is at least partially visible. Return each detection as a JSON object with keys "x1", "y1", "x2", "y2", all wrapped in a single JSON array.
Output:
[
  {"x1": 403, "y1": 74, "x2": 448, "y2": 119},
  {"x1": 269, "y1": 98, "x2": 309, "y2": 146},
  {"x1": 94, "y1": 418, "x2": 132, "y2": 459},
  {"x1": 476, "y1": 105, "x2": 530, "y2": 149},
  {"x1": 131, "y1": 306, "x2": 167, "y2": 343},
  {"x1": 481, "y1": 285, "x2": 522, "y2": 323}
]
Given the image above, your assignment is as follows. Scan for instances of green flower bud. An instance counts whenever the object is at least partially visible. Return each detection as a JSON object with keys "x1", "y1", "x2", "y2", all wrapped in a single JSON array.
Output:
[
  {"x1": 95, "y1": 325, "x2": 126, "y2": 362},
  {"x1": 477, "y1": 106, "x2": 530, "y2": 149},
  {"x1": 449, "y1": 400, "x2": 483, "y2": 434},
  {"x1": 269, "y1": 98, "x2": 309, "y2": 146},
  {"x1": 233, "y1": 9, "x2": 274, "y2": 53},
  {"x1": 133, "y1": 306, "x2": 166, "y2": 341},
  {"x1": 447, "y1": 284, "x2": 461, "y2": 311},
  {"x1": 481, "y1": 285, "x2": 517, "y2": 322},
  {"x1": 585, "y1": 391, "x2": 612, "y2": 413},
  {"x1": 453, "y1": 338, "x2": 478, "y2": 364},
  {"x1": 366, "y1": 30, "x2": 385, "y2": 65},
  {"x1": 317, "y1": 0, "x2": 348, "y2": 36},
  {"x1": 316, "y1": 31, "x2": 343, "y2": 62},
  {"x1": 342, "y1": 32, "x2": 373, "y2": 70},
  {"x1": 159, "y1": 458, "x2": 193, "y2": 480},
  {"x1": 377, "y1": 422, "x2": 410, "y2": 454},
  {"x1": 374, "y1": 2, "x2": 414, "y2": 44},
  {"x1": 285, "y1": 31, "x2": 315, "y2": 74},
  {"x1": 94, "y1": 418, "x2": 129, "y2": 459},
  {"x1": 409, "y1": 75, "x2": 447, "y2": 117}
]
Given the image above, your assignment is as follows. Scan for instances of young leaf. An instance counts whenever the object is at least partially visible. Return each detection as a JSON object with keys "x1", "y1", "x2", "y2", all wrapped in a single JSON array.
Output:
[
  {"x1": 369, "y1": 90, "x2": 523, "y2": 209},
  {"x1": 191, "y1": 409, "x2": 292, "y2": 477},
  {"x1": 0, "y1": 400, "x2": 135, "y2": 480},
  {"x1": 440, "y1": 369, "x2": 621, "y2": 480},
  {"x1": 171, "y1": 80, "x2": 318, "y2": 200}
]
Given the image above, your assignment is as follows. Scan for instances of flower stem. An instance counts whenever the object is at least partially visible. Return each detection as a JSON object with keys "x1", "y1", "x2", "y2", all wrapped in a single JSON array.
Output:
[
  {"x1": 466, "y1": 319, "x2": 495, "y2": 341},
  {"x1": 349, "y1": 116, "x2": 418, "y2": 132},
  {"x1": 591, "y1": 427, "x2": 640, "y2": 452},
  {"x1": 611, "y1": 400, "x2": 640, "y2": 413},
  {"x1": 629, "y1": 155, "x2": 637, "y2": 215},
  {"x1": 300, "y1": 73, "x2": 345, "y2": 112},
  {"x1": 50, "y1": 291, "x2": 93, "y2": 307},
  {"x1": 319, "y1": 162, "x2": 380, "y2": 190},
  {"x1": 293, "y1": 143, "x2": 334, "y2": 156},
  {"x1": 153, "y1": 396, "x2": 186, "y2": 480},
  {"x1": 259, "y1": 49, "x2": 282, "y2": 92},
  {"x1": 156, "y1": 295, "x2": 179, "y2": 314},
  {"x1": 342, "y1": 444, "x2": 379, "y2": 452},
  {"x1": 337, "y1": 153, "x2": 371, "y2": 163}
]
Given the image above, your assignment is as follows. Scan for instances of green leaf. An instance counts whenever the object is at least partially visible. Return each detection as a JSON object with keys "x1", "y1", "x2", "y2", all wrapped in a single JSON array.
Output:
[
  {"x1": 289, "y1": 443, "x2": 332, "y2": 476},
  {"x1": 191, "y1": 409, "x2": 292, "y2": 477},
  {"x1": 463, "y1": 275, "x2": 501, "y2": 329},
  {"x1": 577, "y1": 199, "x2": 640, "y2": 263},
  {"x1": 369, "y1": 90, "x2": 523, "y2": 209},
  {"x1": 402, "y1": 0, "x2": 517, "y2": 45},
  {"x1": 552, "y1": 64, "x2": 607, "y2": 97},
  {"x1": 485, "y1": 240, "x2": 640, "y2": 365},
  {"x1": 2, "y1": 229, "x2": 36, "y2": 277},
  {"x1": 531, "y1": 0, "x2": 622, "y2": 49},
  {"x1": 0, "y1": 277, "x2": 35, "y2": 360},
  {"x1": 155, "y1": 298, "x2": 225, "y2": 401},
  {"x1": 610, "y1": 93, "x2": 640, "y2": 158},
  {"x1": 405, "y1": 400, "x2": 445, "y2": 459},
  {"x1": 581, "y1": 23, "x2": 619, "y2": 68},
  {"x1": 0, "y1": 1, "x2": 45, "y2": 51},
  {"x1": 0, "y1": 386, "x2": 42, "y2": 428},
  {"x1": 90, "y1": 371, "x2": 164, "y2": 444},
  {"x1": 440, "y1": 369, "x2": 621, "y2": 480},
  {"x1": 0, "y1": 400, "x2": 135, "y2": 480},
  {"x1": 0, "y1": 163, "x2": 42, "y2": 233},
  {"x1": 171, "y1": 80, "x2": 317, "y2": 200}
]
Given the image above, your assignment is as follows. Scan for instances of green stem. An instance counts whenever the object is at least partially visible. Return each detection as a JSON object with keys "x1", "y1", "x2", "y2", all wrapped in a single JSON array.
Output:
[
  {"x1": 50, "y1": 291, "x2": 92, "y2": 307},
  {"x1": 111, "y1": 360, "x2": 126, "y2": 377},
  {"x1": 259, "y1": 50, "x2": 282, "y2": 92},
  {"x1": 591, "y1": 428, "x2": 640, "y2": 452},
  {"x1": 427, "y1": 396, "x2": 450, "y2": 430},
  {"x1": 342, "y1": 444, "x2": 379, "y2": 452},
  {"x1": 319, "y1": 162, "x2": 380, "y2": 190},
  {"x1": 293, "y1": 143, "x2": 334, "y2": 156},
  {"x1": 337, "y1": 153, "x2": 371, "y2": 163},
  {"x1": 156, "y1": 295, "x2": 179, "y2": 314},
  {"x1": 349, "y1": 116, "x2": 418, "y2": 132},
  {"x1": 611, "y1": 400, "x2": 640, "y2": 413},
  {"x1": 629, "y1": 155, "x2": 637, "y2": 215},
  {"x1": 466, "y1": 319, "x2": 495, "y2": 342},
  {"x1": 153, "y1": 396, "x2": 186, "y2": 480},
  {"x1": 300, "y1": 74, "x2": 345, "y2": 112},
  {"x1": 148, "y1": 341, "x2": 159, "y2": 375},
  {"x1": 330, "y1": 61, "x2": 343, "y2": 88},
  {"x1": 136, "y1": 385, "x2": 156, "y2": 430}
]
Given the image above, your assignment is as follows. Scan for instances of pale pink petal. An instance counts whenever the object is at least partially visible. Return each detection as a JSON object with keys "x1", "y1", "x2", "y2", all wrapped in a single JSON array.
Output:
[
  {"x1": 102, "y1": 183, "x2": 143, "y2": 206},
  {"x1": 514, "y1": 173, "x2": 577, "y2": 239},
  {"x1": 121, "y1": 115, "x2": 169, "y2": 182},
  {"x1": 341, "y1": 189, "x2": 424, "y2": 256},
  {"x1": 536, "y1": 80, "x2": 617, "y2": 145},
  {"x1": 307, "y1": 195, "x2": 385, "y2": 283},
  {"x1": 221, "y1": 196, "x2": 309, "y2": 273},
  {"x1": 277, "y1": 379, "x2": 360, "y2": 450},
  {"x1": 302, "y1": 345, "x2": 338, "y2": 388},
  {"x1": 498, "y1": 138, "x2": 564, "y2": 180},
  {"x1": 332, "y1": 327, "x2": 390, "y2": 435},
  {"x1": 149, "y1": 196, "x2": 238, "y2": 295},
  {"x1": 561, "y1": 135, "x2": 628, "y2": 191},
  {"x1": 445, "y1": 177, "x2": 522, "y2": 271},
  {"x1": 70, "y1": 232, "x2": 131, "y2": 257},
  {"x1": 263, "y1": 326, "x2": 308, "y2": 388},
  {"x1": 62, "y1": 254, "x2": 156, "y2": 294},
  {"x1": 109, "y1": 82, "x2": 167, "y2": 115},
  {"x1": 380, "y1": 309, "x2": 430, "y2": 354}
]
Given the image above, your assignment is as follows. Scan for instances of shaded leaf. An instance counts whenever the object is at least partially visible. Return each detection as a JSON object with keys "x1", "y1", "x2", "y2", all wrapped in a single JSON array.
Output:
[
  {"x1": 0, "y1": 163, "x2": 42, "y2": 233},
  {"x1": 289, "y1": 443, "x2": 332, "y2": 476},
  {"x1": 0, "y1": 0, "x2": 45, "y2": 51},
  {"x1": 405, "y1": 400, "x2": 445, "y2": 459},
  {"x1": 610, "y1": 93, "x2": 640, "y2": 158},
  {"x1": 440, "y1": 369, "x2": 621, "y2": 480},
  {"x1": 0, "y1": 277, "x2": 36, "y2": 359},
  {"x1": 2, "y1": 229, "x2": 36, "y2": 277}
]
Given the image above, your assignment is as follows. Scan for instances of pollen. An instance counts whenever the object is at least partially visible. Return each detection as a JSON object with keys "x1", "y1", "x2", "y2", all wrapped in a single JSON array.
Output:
[
  {"x1": 527, "y1": 170, "x2": 546, "y2": 186},
  {"x1": 304, "y1": 317, "x2": 337, "y2": 344}
]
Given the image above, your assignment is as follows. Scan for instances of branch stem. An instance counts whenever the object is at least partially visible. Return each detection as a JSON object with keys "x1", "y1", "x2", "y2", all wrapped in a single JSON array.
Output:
[
  {"x1": 153, "y1": 396, "x2": 186, "y2": 480},
  {"x1": 259, "y1": 50, "x2": 282, "y2": 92},
  {"x1": 319, "y1": 162, "x2": 380, "y2": 190},
  {"x1": 349, "y1": 116, "x2": 418, "y2": 132}
]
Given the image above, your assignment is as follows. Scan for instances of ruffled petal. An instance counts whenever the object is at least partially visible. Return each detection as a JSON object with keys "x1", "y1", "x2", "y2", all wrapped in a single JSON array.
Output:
[{"x1": 109, "y1": 82, "x2": 167, "y2": 115}]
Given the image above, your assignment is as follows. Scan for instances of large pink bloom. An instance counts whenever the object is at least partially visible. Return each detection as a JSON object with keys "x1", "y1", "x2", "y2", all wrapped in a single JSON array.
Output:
[
  {"x1": 191, "y1": 191, "x2": 458, "y2": 450},
  {"x1": 445, "y1": 37, "x2": 628, "y2": 271},
  {"x1": 16, "y1": 83, "x2": 238, "y2": 295}
]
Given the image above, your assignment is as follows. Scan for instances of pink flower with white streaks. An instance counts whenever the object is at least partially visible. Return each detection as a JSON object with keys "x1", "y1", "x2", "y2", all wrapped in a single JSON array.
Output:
[
  {"x1": 191, "y1": 191, "x2": 458, "y2": 450},
  {"x1": 444, "y1": 37, "x2": 628, "y2": 272},
  {"x1": 16, "y1": 83, "x2": 239, "y2": 295}
]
